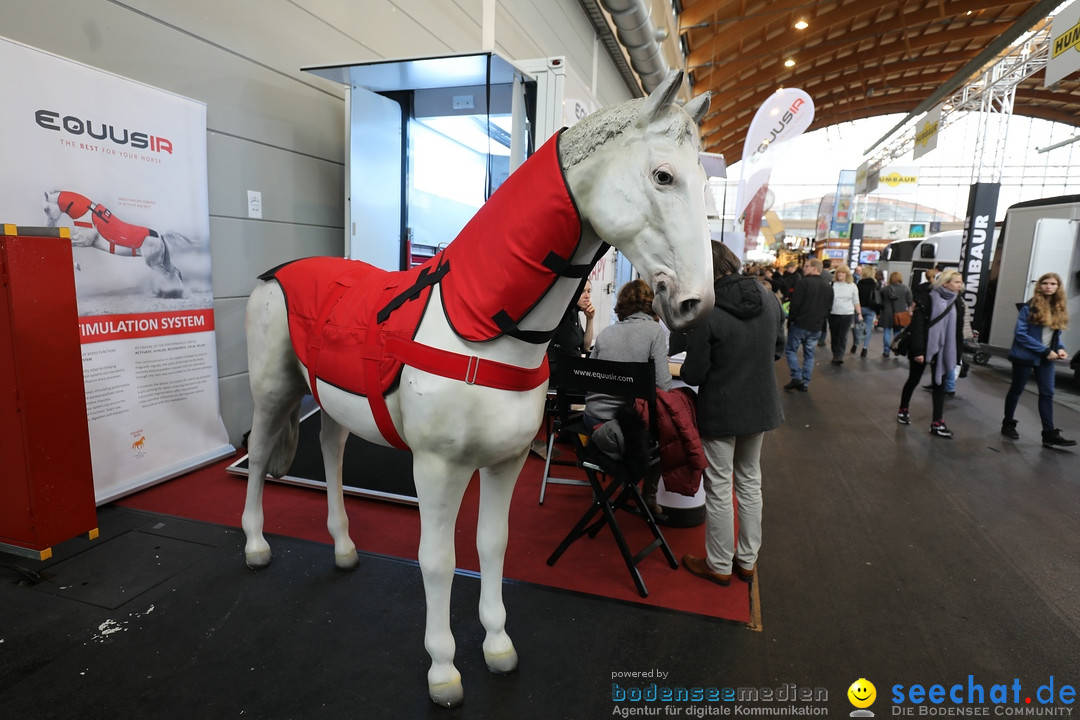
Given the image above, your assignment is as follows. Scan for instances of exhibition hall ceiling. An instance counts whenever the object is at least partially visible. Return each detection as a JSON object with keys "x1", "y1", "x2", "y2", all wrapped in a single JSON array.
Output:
[{"x1": 676, "y1": 0, "x2": 1080, "y2": 161}]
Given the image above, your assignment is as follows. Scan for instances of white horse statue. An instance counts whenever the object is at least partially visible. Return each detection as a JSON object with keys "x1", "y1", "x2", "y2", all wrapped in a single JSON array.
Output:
[
  {"x1": 43, "y1": 190, "x2": 191, "y2": 297},
  {"x1": 241, "y1": 69, "x2": 713, "y2": 707}
]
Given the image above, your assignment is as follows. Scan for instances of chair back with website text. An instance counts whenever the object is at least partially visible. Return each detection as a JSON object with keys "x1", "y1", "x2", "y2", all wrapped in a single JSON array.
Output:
[{"x1": 544, "y1": 355, "x2": 678, "y2": 597}]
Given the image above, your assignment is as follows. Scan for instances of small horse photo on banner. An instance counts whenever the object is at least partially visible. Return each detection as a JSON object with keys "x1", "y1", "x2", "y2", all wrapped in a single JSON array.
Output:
[{"x1": 43, "y1": 188, "x2": 204, "y2": 307}]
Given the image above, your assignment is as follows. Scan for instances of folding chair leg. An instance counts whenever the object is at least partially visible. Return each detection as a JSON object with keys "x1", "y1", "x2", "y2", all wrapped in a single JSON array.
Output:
[
  {"x1": 546, "y1": 478, "x2": 621, "y2": 566},
  {"x1": 596, "y1": 492, "x2": 650, "y2": 597},
  {"x1": 538, "y1": 430, "x2": 557, "y2": 504},
  {"x1": 624, "y1": 484, "x2": 678, "y2": 569}
]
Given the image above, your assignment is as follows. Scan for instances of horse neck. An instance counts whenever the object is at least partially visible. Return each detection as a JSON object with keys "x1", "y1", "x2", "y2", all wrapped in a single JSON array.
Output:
[{"x1": 438, "y1": 131, "x2": 603, "y2": 343}]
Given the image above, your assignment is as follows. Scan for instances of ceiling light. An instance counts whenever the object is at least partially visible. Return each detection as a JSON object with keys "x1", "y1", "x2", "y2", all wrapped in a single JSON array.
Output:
[
  {"x1": 794, "y1": 19, "x2": 808, "y2": 29},
  {"x1": 784, "y1": 58, "x2": 796, "y2": 67}
]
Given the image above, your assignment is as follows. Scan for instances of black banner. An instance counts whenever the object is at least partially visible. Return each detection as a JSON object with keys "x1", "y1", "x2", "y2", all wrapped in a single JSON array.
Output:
[
  {"x1": 958, "y1": 182, "x2": 1000, "y2": 337},
  {"x1": 847, "y1": 222, "x2": 865, "y2": 272}
]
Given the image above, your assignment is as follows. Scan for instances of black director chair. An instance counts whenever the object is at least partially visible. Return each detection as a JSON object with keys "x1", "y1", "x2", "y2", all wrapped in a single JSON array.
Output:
[
  {"x1": 544, "y1": 355, "x2": 678, "y2": 597},
  {"x1": 538, "y1": 356, "x2": 590, "y2": 504}
]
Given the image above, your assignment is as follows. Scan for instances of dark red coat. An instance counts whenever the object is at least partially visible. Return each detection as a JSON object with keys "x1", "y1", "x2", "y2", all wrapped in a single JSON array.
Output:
[{"x1": 639, "y1": 387, "x2": 707, "y2": 496}]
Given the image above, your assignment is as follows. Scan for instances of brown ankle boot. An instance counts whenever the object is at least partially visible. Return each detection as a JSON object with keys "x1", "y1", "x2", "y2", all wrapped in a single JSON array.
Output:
[{"x1": 641, "y1": 472, "x2": 665, "y2": 519}]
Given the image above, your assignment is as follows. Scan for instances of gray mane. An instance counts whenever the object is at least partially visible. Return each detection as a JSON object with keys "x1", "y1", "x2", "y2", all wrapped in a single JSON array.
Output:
[{"x1": 558, "y1": 97, "x2": 698, "y2": 169}]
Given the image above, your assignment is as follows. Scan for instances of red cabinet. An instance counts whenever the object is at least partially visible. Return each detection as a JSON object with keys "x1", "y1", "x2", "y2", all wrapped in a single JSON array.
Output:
[{"x1": 0, "y1": 226, "x2": 97, "y2": 560}]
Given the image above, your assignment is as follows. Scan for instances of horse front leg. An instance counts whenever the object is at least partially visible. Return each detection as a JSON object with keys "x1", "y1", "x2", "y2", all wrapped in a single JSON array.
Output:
[
  {"x1": 412, "y1": 452, "x2": 473, "y2": 708},
  {"x1": 318, "y1": 411, "x2": 359, "y2": 570},
  {"x1": 476, "y1": 450, "x2": 527, "y2": 675}
]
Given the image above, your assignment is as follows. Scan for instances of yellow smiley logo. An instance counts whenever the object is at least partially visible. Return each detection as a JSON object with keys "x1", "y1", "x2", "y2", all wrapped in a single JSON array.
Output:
[{"x1": 848, "y1": 678, "x2": 877, "y2": 708}]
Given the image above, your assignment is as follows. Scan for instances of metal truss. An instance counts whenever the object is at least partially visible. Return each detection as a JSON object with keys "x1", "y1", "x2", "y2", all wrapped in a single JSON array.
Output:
[{"x1": 864, "y1": 24, "x2": 1052, "y2": 182}]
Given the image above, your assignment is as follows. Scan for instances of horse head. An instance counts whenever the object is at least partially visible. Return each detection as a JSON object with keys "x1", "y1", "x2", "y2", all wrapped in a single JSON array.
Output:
[
  {"x1": 43, "y1": 190, "x2": 63, "y2": 227},
  {"x1": 562, "y1": 70, "x2": 713, "y2": 331}
]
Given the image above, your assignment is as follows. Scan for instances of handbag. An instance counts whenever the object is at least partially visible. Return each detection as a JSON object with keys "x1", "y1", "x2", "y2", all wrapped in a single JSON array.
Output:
[
  {"x1": 891, "y1": 299, "x2": 959, "y2": 358},
  {"x1": 893, "y1": 310, "x2": 912, "y2": 327}
]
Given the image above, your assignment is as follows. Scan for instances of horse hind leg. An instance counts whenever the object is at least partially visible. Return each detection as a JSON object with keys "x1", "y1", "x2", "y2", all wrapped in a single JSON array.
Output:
[
  {"x1": 412, "y1": 452, "x2": 474, "y2": 708},
  {"x1": 242, "y1": 399, "x2": 301, "y2": 569},
  {"x1": 318, "y1": 411, "x2": 359, "y2": 570},
  {"x1": 242, "y1": 281, "x2": 307, "y2": 569},
  {"x1": 476, "y1": 451, "x2": 527, "y2": 675},
  {"x1": 144, "y1": 238, "x2": 184, "y2": 298}
]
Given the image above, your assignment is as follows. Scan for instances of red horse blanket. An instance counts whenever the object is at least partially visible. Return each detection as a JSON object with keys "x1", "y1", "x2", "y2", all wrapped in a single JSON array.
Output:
[
  {"x1": 268, "y1": 131, "x2": 583, "y2": 449},
  {"x1": 56, "y1": 191, "x2": 153, "y2": 255}
]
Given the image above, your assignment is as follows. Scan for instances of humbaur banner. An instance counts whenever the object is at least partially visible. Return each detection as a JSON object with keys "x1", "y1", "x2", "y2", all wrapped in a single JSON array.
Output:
[
  {"x1": 0, "y1": 36, "x2": 232, "y2": 503},
  {"x1": 1045, "y1": 0, "x2": 1080, "y2": 87},
  {"x1": 875, "y1": 165, "x2": 920, "y2": 194},
  {"x1": 733, "y1": 88, "x2": 814, "y2": 255},
  {"x1": 913, "y1": 104, "x2": 943, "y2": 161}
]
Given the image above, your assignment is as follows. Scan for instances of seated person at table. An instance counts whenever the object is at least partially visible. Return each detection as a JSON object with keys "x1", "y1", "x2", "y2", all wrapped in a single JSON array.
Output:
[{"x1": 583, "y1": 279, "x2": 672, "y2": 516}]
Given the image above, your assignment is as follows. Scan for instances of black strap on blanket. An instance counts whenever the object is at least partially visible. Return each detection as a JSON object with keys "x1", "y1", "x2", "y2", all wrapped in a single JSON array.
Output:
[
  {"x1": 541, "y1": 251, "x2": 593, "y2": 279},
  {"x1": 492, "y1": 243, "x2": 611, "y2": 345},
  {"x1": 376, "y1": 260, "x2": 450, "y2": 324}
]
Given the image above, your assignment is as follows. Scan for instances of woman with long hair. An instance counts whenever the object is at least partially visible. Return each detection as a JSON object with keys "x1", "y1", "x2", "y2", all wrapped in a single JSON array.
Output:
[
  {"x1": 879, "y1": 271, "x2": 913, "y2": 358},
  {"x1": 1001, "y1": 272, "x2": 1075, "y2": 448},
  {"x1": 896, "y1": 269, "x2": 964, "y2": 438}
]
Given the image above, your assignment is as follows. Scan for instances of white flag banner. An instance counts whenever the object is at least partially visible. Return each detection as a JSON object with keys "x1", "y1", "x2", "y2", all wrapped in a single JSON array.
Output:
[
  {"x1": 734, "y1": 89, "x2": 814, "y2": 252},
  {"x1": 1045, "y1": 0, "x2": 1080, "y2": 87},
  {"x1": 913, "y1": 104, "x2": 943, "y2": 161},
  {"x1": 0, "y1": 36, "x2": 232, "y2": 503}
]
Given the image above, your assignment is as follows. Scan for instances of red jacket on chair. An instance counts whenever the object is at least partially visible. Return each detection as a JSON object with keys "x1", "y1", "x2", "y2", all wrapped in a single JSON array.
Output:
[{"x1": 638, "y1": 387, "x2": 706, "y2": 496}]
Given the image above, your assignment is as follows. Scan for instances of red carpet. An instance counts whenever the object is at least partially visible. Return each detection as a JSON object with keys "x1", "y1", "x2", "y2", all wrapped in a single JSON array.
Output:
[{"x1": 116, "y1": 448, "x2": 754, "y2": 624}]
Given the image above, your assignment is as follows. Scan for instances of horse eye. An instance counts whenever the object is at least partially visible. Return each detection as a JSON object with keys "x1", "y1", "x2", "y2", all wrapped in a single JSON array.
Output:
[{"x1": 654, "y1": 169, "x2": 674, "y2": 185}]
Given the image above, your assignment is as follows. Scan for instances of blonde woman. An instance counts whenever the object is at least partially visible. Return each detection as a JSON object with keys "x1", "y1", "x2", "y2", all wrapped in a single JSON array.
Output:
[
  {"x1": 828, "y1": 265, "x2": 861, "y2": 365},
  {"x1": 896, "y1": 269, "x2": 964, "y2": 438},
  {"x1": 1002, "y1": 272, "x2": 1075, "y2": 448}
]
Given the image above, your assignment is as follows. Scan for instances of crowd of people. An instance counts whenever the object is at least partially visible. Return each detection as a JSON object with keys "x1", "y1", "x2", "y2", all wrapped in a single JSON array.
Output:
[{"x1": 551, "y1": 249, "x2": 1075, "y2": 589}]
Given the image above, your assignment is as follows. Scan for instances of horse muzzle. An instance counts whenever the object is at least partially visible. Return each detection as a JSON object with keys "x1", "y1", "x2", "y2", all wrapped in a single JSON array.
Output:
[{"x1": 652, "y1": 277, "x2": 713, "y2": 331}]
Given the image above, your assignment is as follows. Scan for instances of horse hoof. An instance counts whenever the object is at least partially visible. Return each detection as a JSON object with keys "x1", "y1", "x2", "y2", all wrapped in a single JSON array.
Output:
[
  {"x1": 245, "y1": 548, "x2": 272, "y2": 569},
  {"x1": 428, "y1": 681, "x2": 464, "y2": 708},
  {"x1": 334, "y1": 549, "x2": 360, "y2": 571},
  {"x1": 484, "y1": 646, "x2": 519, "y2": 674}
]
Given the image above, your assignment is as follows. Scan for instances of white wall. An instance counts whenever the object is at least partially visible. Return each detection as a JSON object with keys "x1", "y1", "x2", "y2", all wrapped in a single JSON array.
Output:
[{"x1": 1, "y1": 0, "x2": 633, "y2": 446}]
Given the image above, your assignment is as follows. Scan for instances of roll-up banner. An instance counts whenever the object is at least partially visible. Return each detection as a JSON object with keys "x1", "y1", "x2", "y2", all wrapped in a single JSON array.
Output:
[
  {"x1": 831, "y1": 170, "x2": 856, "y2": 238},
  {"x1": 733, "y1": 89, "x2": 814, "y2": 255},
  {"x1": 0, "y1": 36, "x2": 232, "y2": 503},
  {"x1": 959, "y1": 182, "x2": 1001, "y2": 338},
  {"x1": 846, "y1": 223, "x2": 865, "y2": 272}
]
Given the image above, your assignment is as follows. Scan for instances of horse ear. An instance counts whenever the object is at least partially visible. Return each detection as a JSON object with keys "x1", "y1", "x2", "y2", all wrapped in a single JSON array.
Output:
[
  {"x1": 637, "y1": 69, "x2": 684, "y2": 127},
  {"x1": 683, "y1": 93, "x2": 711, "y2": 125}
]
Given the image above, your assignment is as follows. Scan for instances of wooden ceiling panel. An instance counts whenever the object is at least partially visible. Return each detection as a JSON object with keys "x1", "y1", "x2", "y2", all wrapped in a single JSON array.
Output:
[{"x1": 676, "y1": 0, "x2": 1080, "y2": 161}]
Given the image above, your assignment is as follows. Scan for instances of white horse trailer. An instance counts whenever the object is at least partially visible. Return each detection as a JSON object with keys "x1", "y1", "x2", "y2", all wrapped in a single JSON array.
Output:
[
  {"x1": 879, "y1": 230, "x2": 964, "y2": 288},
  {"x1": 983, "y1": 195, "x2": 1080, "y2": 386}
]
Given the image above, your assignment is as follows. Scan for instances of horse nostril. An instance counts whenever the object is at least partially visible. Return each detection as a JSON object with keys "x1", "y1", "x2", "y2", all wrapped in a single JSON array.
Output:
[
  {"x1": 680, "y1": 298, "x2": 700, "y2": 316},
  {"x1": 655, "y1": 280, "x2": 669, "y2": 296}
]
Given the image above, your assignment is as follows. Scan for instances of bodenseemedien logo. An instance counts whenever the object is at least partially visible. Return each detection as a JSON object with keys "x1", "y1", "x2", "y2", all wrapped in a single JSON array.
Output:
[{"x1": 849, "y1": 678, "x2": 877, "y2": 717}]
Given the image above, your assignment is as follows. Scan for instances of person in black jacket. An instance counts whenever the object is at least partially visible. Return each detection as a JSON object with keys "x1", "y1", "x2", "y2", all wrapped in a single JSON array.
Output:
[
  {"x1": 678, "y1": 241, "x2": 785, "y2": 586},
  {"x1": 783, "y1": 258, "x2": 833, "y2": 391},
  {"x1": 547, "y1": 279, "x2": 595, "y2": 379},
  {"x1": 853, "y1": 266, "x2": 883, "y2": 358},
  {"x1": 896, "y1": 269, "x2": 965, "y2": 438}
]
